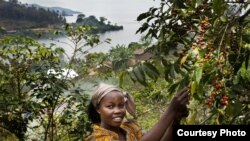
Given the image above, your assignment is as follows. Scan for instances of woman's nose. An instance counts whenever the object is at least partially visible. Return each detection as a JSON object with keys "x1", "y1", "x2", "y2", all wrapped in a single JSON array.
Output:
[{"x1": 114, "y1": 107, "x2": 123, "y2": 113}]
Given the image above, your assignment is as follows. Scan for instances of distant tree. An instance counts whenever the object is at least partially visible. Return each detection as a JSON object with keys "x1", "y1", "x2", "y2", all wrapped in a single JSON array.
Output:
[
  {"x1": 9, "y1": 0, "x2": 17, "y2": 4},
  {"x1": 99, "y1": 16, "x2": 107, "y2": 24},
  {"x1": 76, "y1": 13, "x2": 85, "y2": 23},
  {"x1": 0, "y1": 0, "x2": 65, "y2": 30},
  {"x1": 61, "y1": 10, "x2": 66, "y2": 16},
  {"x1": 88, "y1": 15, "x2": 98, "y2": 21}
]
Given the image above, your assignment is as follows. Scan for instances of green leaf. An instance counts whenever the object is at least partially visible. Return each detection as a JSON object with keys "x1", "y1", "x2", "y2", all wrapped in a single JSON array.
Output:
[
  {"x1": 128, "y1": 70, "x2": 137, "y2": 83},
  {"x1": 105, "y1": 38, "x2": 112, "y2": 44},
  {"x1": 174, "y1": 0, "x2": 186, "y2": 8},
  {"x1": 137, "y1": 12, "x2": 150, "y2": 21},
  {"x1": 220, "y1": 15, "x2": 227, "y2": 22},
  {"x1": 53, "y1": 30, "x2": 59, "y2": 35},
  {"x1": 180, "y1": 55, "x2": 188, "y2": 65},
  {"x1": 232, "y1": 99, "x2": 242, "y2": 115},
  {"x1": 191, "y1": 81, "x2": 197, "y2": 95},
  {"x1": 213, "y1": 0, "x2": 222, "y2": 15},
  {"x1": 178, "y1": 74, "x2": 190, "y2": 89},
  {"x1": 142, "y1": 62, "x2": 160, "y2": 80},
  {"x1": 133, "y1": 66, "x2": 147, "y2": 86},
  {"x1": 146, "y1": 16, "x2": 155, "y2": 22},
  {"x1": 136, "y1": 23, "x2": 149, "y2": 34},
  {"x1": 119, "y1": 71, "x2": 127, "y2": 87},
  {"x1": 168, "y1": 82, "x2": 180, "y2": 95},
  {"x1": 187, "y1": 110, "x2": 197, "y2": 124},
  {"x1": 194, "y1": 67, "x2": 203, "y2": 85},
  {"x1": 169, "y1": 64, "x2": 177, "y2": 78},
  {"x1": 150, "y1": 7, "x2": 158, "y2": 15},
  {"x1": 245, "y1": 49, "x2": 249, "y2": 69},
  {"x1": 63, "y1": 23, "x2": 70, "y2": 30},
  {"x1": 55, "y1": 47, "x2": 65, "y2": 54}
]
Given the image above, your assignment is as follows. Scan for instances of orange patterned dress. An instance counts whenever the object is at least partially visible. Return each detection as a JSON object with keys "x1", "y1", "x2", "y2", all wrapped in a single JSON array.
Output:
[{"x1": 85, "y1": 121, "x2": 143, "y2": 141}]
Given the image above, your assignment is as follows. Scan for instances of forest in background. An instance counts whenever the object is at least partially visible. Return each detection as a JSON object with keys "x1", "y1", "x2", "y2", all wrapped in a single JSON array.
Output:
[
  {"x1": 0, "y1": 0, "x2": 250, "y2": 141},
  {"x1": 0, "y1": 0, "x2": 65, "y2": 30},
  {"x1": 0, "y1": 0, "x2": 123, "y2": 38}
]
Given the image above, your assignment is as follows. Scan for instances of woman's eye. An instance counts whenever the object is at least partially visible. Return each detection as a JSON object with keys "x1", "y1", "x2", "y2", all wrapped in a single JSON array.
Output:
[{"x1": 107, "y1": 105, "x2": 113, "y2": 108}]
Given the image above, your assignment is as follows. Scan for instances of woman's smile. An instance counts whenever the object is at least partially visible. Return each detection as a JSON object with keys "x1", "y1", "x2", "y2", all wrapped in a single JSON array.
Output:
[
  {"x1": 97, "y1": 91, "x2": 126, "y2": 129},
  {"x1": 113, "y1": 116, "x2": 123, "y2": 122}
]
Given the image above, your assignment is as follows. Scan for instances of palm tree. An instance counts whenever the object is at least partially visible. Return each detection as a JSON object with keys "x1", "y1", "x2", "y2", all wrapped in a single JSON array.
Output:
[{"x1": 108, "y1": 44, "x2": 135, "y2": 70}]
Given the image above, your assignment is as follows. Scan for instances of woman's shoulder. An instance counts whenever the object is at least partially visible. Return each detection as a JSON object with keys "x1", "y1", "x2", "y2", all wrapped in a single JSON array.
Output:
[
  {"x1": 85, "y1": 121, "x2": 143, "y2": 141},
  {"x1": 122, "y1": 119, "x2": 144, "y2": 136},
  {"x1": 121, "y1": 119, "x2": 144, "y2": 140},
  {"x1": 85, "y1": 124, "x2": 116, "y2": 141},
  {"x1": 85, "y1": 134, "x2": 113, "y2": 141},
  {"x1": 122, "y1": 119, "x2": 141, "y2": 130}
]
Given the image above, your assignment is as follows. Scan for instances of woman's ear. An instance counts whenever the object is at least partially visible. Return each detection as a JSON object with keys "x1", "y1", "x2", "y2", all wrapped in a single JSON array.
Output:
[
  {"x1": 96, "y1": 107, "x2": 101, "y2": 114},
  {"x1": 97, "y1": 110, "x2": 100, "y2": 114}
]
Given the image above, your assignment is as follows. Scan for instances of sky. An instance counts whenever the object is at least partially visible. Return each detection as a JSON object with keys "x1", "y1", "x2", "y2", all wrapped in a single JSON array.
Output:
[
  {"x1": 17, "y1": 0, "x2": 158, "y2": 12},
  {"x1": 18, "y1": 0, "x2": 94, "y2": 12},
  {"x1": 19, "y1": 0, "x2": 80, "y2": 8},
  {"x1": 17, "y1": 0, "x2": 159, "y2": 24}
]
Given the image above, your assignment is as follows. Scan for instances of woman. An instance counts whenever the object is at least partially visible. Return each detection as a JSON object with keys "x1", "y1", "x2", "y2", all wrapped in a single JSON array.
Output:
[{"x1": 86, "y1": 83, "x2": 189, "y2": 141}]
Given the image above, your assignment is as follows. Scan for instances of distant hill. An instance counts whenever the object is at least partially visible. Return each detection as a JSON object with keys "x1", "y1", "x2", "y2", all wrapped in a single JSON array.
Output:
[
  {"x1": 75, "y1": 15, "x2": 123, "y2": 34},
  {"x1": 28, "y1": 4, "x2": 82, "y2": 16},
  {"x1": 0, "y1": 0, "x2": 66, "y2": 30},
  {"x1": 0, "y1": 0, "x2": 123, "y2": 37}
]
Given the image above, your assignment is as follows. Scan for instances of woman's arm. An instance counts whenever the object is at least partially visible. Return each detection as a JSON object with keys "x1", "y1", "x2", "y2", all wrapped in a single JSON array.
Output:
[
  {"x1": 139, "y1": 87, "x2": 189, "y2": 141},
  {"x1": 160, "y1": 103, "x2": 189, "y2": 141},
  {"x1": 160, "y1": 102, "x2": 189, "y2": 141},
  {"x1": 160, "y1": 121, "x2": 174, "y2": 141}
]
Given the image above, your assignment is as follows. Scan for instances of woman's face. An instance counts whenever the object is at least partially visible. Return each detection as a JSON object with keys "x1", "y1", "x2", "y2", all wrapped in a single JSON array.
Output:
[{"x1": 97, "y1": 91, "x2": 126, "y2": 130}]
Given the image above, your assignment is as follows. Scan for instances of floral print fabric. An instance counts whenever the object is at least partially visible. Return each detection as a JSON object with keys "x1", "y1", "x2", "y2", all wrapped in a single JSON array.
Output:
[{"x1": 85, "y1": 121, "x2": 143, "y2": 141}]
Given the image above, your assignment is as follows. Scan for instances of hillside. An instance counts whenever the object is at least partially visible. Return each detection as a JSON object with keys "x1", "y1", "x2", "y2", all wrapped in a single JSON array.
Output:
[
  {"x1": 0, "y1": 0, "x2": 123, "y2": 37},
  {"x1": 28, "y1": 4, "x2": 81, "y2": 16},
  {"x1": 75, "y1": 15, "x2": 123, "y2": 33},
  {"x1": 0, "y1": 0, "x2": 66, "y2": 30}
]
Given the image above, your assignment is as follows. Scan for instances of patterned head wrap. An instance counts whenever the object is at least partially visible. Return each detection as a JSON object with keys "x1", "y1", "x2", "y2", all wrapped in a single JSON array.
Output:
[{"x1": 91, "y1": 83, "x2": 136, "y2": 117}]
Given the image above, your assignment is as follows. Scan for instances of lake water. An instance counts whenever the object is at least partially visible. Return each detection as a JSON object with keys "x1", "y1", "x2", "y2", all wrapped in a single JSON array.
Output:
[{"x1": 19, "y1": 0, "x2": 160, "y2": 56}]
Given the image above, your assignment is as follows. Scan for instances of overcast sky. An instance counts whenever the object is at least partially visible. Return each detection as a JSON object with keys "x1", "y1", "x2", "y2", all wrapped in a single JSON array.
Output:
[
  {"x1": 18, "y1": 0, "x2": 158, "y2": 11},
  {"x1": 17, "y1": 0, "x2": 159, "y2": 23},
  {"x1": 18, "y1": 0, "x2": 90, "y2": 9}
]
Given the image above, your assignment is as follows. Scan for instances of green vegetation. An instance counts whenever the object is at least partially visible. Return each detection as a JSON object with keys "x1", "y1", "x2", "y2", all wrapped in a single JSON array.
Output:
[
  {"x1": 0, "y1": 25, "x2": 101, "y2": 141},
  {"x1": 75, "y1": 14, "x2": 123, "y2": 33},
  {"x1": 0, "y1": 0, "x2": 250, "y2": 140},
  {"x1": 133, "y1": 0, "x2": 250, "y2": 125},
  {"x1": 0, "y1": 0, "x2": 65, "y2": 30},
  {"x1": 0, "y1": 0, "x2": 122, "y2": 38}
]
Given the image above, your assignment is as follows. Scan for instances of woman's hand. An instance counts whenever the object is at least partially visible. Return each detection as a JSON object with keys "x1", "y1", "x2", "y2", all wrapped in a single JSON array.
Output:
[
  {"x1": 168, "y1": 87, "x2": 190, "y2": 117},
  {"x1": 138, "y1": 87, "x2": 190, "y2": 141},
  {"x1": 173, "y1": 105, "x2": 189, "y2": 125},
  {"x1": 178, "y1": 105, "x2": 189, "y2": 118}
]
